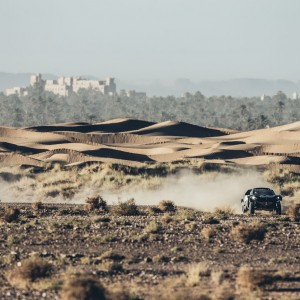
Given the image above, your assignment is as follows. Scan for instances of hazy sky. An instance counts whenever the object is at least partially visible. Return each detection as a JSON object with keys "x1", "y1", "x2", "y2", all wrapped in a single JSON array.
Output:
[{"x1": 1, "y1": 0, "x2": 300, "y2": 81}]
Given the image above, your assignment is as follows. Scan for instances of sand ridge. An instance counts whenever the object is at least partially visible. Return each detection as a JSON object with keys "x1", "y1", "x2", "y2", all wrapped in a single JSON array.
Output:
[{"x1": 1, "y1": 118, "x2": 300, "y2": 169}]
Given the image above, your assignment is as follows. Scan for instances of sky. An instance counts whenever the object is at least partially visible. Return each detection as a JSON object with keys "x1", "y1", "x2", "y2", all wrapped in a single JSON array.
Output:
[{"x1": 1, "y1": 0, "x2": 300, "y2": 82}]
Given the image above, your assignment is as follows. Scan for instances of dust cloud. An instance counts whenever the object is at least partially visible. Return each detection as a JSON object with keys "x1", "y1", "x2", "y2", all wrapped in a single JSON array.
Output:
[
  {"x1": 102, "y1": 170, "x2": 271, "y2": 212},
  {"x1": 0, "y1": 169, "x2": 272, "y2": 213}
]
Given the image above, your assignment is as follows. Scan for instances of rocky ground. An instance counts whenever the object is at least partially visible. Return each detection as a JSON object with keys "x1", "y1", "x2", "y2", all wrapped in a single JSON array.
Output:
[{"x1": 0, "y1": 202, "x2": 299, "y2": 300}]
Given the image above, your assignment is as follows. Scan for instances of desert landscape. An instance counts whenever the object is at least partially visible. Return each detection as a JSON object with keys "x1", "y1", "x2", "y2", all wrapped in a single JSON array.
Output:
[
  {"x1": 0, "y1": 118, "x2": 299, "y2": 299},
  {"x1": 2, "y1": 1, "x2": 300, "y2": 298},
  {"x1": 1, "y1": 117, "x2": 300, "y2": 169}
]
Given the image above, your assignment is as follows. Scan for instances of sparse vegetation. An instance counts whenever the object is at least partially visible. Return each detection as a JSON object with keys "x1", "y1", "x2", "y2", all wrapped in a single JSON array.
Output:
[
  {"x1": 0, "y1": 196, "x2": 298, "y2": 299},
  {"x1": 144, "y1": 221, "x2": 163, "y2": 234},
  {"x1": 99, "y1": 261, "x2": 124, "y2": 273},
  {"x1": 111, "y1": 198, "x2": 139, "y2": 216},
  {"x1": 212, "y1": 207, "x2": 234, "y2": 220},
  {"x1": 231, "y1": 221, "x2": 266, "y2": 244},
  {"x1": 185, "y1": 263, "x2": 210, "y2": 287},
  {"x1": 6, "y1": 258, "x2": 52, "y2": 289},
  {"x1": 158, "y1": 200, "x2": 176, "y2": 213},
  {"x1": 236, "y1": 266, "x2": 274, "y2": 293},
  {"x1": 146, "y1": 206, "x2": 163, "y2": 215},
  {"x1": 85, "y1": 195, "x2": 108, "y2": 212},
  {"x1": 288, "y1": 203, "x2": 300, "y2": 222},
  {"x1": 2, "y1": 207, "x2": 20, "y2": 222},
  {"x1": 32, "y1": 201, "x2": 43, "y2": 211},
  {"x1": 202, "y1": 214, "x2": 220, "y2": 224},
  {"x1": 60, "y1": 276, "x2": 106, "y2": 300}
]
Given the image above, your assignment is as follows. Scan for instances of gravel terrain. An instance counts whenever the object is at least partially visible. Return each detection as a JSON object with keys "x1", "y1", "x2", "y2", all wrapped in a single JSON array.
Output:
[{"x1": 0, "y1": 203, "x2": 299, "y2": 299}]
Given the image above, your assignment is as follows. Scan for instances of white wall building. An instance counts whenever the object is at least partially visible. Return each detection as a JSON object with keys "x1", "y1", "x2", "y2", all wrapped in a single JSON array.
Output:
[
  {"x1": 4, "y1": 73, "x2": 115, "y2": 97},
  {"x1": 30, "y1": 73, "x2": 116, "y2": 96},
  {"x1": 5, "y1": 86, "x2": 28, "y2": 96}
]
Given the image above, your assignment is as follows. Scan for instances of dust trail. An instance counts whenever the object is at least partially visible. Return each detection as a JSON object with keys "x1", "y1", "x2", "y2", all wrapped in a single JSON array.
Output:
[
  {"x1": 0, "y1": 169, "x2": 271, "y2": 212},
  {"x1": 102, "y1": 170, "x2": 271, "y2": 212}
]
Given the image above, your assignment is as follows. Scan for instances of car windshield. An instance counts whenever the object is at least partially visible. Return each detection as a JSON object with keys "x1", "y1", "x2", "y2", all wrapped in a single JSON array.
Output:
[{"x1": 253, "y1": 189, "x2": 275, "y2": 196}]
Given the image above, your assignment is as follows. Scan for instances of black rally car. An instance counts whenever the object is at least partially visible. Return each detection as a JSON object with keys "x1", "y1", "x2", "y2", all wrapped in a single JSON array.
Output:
[{"x1": 241, "y1": 187, "x2": 282, "y2": 215}]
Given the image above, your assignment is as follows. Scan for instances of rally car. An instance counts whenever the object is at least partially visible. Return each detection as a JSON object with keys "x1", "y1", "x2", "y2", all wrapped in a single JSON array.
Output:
[{"x1": 241, "y1": 187, "x2": 282, "y2": 215}]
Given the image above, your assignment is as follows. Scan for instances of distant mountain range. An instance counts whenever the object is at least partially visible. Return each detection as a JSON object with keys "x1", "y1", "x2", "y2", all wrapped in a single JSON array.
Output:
[
  {"x1": 117, "y1": 78, "x2": 300, "y2": 97},
  {"x1": 0, "y1": 72, "x2": 299, "y2": 97}
]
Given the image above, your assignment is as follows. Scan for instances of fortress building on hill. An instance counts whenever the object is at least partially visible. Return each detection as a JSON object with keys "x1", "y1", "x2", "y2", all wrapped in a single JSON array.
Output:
[
  {"x1": 4, "y1": 73, "x2": 116, "y2": 97},
  {"x1": 30, "y1": 73, "x2": 116, "y2": 96},
  {"x1": 3, "y1": 74, "x2": 147, "y2": 98}
]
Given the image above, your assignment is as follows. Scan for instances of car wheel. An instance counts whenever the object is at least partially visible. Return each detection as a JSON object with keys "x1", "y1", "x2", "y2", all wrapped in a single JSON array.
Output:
[
  {"x1": 249, "y1": 202, "x2": 255, "y2": 215},
  {"x1": 242, "y1": 203, "x2": 247, "y2": 213},
  {"x1": 275, "y1": 203, "x2": 282, "y2": 215}
]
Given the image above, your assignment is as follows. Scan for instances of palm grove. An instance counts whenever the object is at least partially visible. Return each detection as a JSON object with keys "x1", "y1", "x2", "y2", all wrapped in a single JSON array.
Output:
[{"x1": 0, "y1": 87, "x2": 298, "y2": 130}]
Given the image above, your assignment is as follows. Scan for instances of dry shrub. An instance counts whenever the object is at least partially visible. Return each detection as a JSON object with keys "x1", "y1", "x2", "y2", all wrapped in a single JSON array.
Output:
[
  {"x1": 2, "y1": 207, "x2": 20, "y2": 223},
  {"x1": 175, "y1": 209, "x2": 197, "y2": 221},
  {"x1": 61, "y1": 276, "x2": 106, "y2": 300},
  {"x1": 99, "y1": 261, "x2": 124, "y2": 273},
  {"x1": 288, "y1": 203, "x2": 300, "y2": 222},
  {"x1": 85, "y1": 195, "x2": 107, "y2": 212},
  {"x1": 211, "y1": 271, "x2": 226, "y2": 286},
  {"x1": 202, "y1": 214, "x2": 220, "y2": 224},
  {"x1": 32, "y1": 201, "x2": 43, "y2": 211},
  {"x1": 146, "y1": 206, "x2": 163, "y2": 215},
  {"x1": 231, "y1": 222, "x2": 266, "y2": 244},
  {"x1": 236, "y1": 266, "x2": 274, "y2": 293},
  {"x1": 212, "y1": 207, "x2": 234, "y2": 220},
  {"x1": 280, "y1": 186, "x2": 294, "y2": 197},
  {"x1": 160, "y1": 213, "x2": 174, "y2": 225},
  {"x1": 201, "y1": 227, "x2": 216, "y2": 241},
  {"x1": 144, "y1": 221, "x2": 163, "y2": 234},
  {"x1": 158, "y1": 200, "x2": 176, "y2": 213},
  {"x1": 185, "y1": 263, "x2": 210, "y2": 287},
  {"x1": 111, "y1": 199, "x2": 139, "y2": 216},
  {"x1": 213, "y1": 283, "x2": 235, "y2": 300},
  {"x1": 105, "y1": 282, "x2": 143, "y2": 300},
  {"x1": 7, "y1": 258, "x2": 52, "y2": 289}
]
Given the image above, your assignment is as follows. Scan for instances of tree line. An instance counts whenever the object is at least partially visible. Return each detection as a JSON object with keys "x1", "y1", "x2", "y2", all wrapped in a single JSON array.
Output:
[{"x1": 0, "y1": 87, "x2": 299, "y2": 131}]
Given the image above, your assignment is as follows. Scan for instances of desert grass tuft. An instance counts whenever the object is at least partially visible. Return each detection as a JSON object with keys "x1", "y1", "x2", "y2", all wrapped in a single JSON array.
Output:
[
  {"x1": 2, "y1": 207, "x2": 20, "y2": 223},
  {"x1": 111, "y1": 198, "x2": 139, "y2": 216},
  {"x1": 158, "y1": 200, "x2": 176, "y2": 213},
  {"x1": 185, "y1": 263, "x2": 210, "y2": 287},
  {"x1": 85, "y1": 195, "x2": 108, "y2": 212},
  {"x1": 99, "y1": 261, "x2": 124, "y2": 273},
  {"x1": 160, "y1": 213, "x2": 174, "y2": 225},
  {"x1": 236, "y1": 265, "x2": 274, "y2": 293},
  {"x1": 32, "y1": 201, "x2": 43, "y2": 211},
  {"x1": 146, "y1": 206, "x2": 163, "y2": 215},
  {"x1": 212, "y1": 206, "x2": 234, "y2": 220},
  {"x1": 144, "y1": 221, "x2": 163, "y2": 234},
  {"x1": 60, "y1": 276, "x2": 106, "y2": 300},
  {"x1": 6, "y1": 258, "x2": 52, "y2": 289},
  {"x1": 288, "y1": 203, "x2": 300, "y2": 222},
  {"x1": 231, "y1": 221, "x2": 266, "y2": 244}
]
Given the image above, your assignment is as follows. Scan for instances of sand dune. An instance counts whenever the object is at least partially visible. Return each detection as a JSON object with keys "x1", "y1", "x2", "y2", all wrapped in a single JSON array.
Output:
[
  {"x1": 129, "y1": 121, "x2": 227, "y2": 137},
  {"x1": 1, "y1": 118, "x2": 300, "y2": 169},
  {"x1": 27, "y1": 118, "x2": 154, "y2": 134}
]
